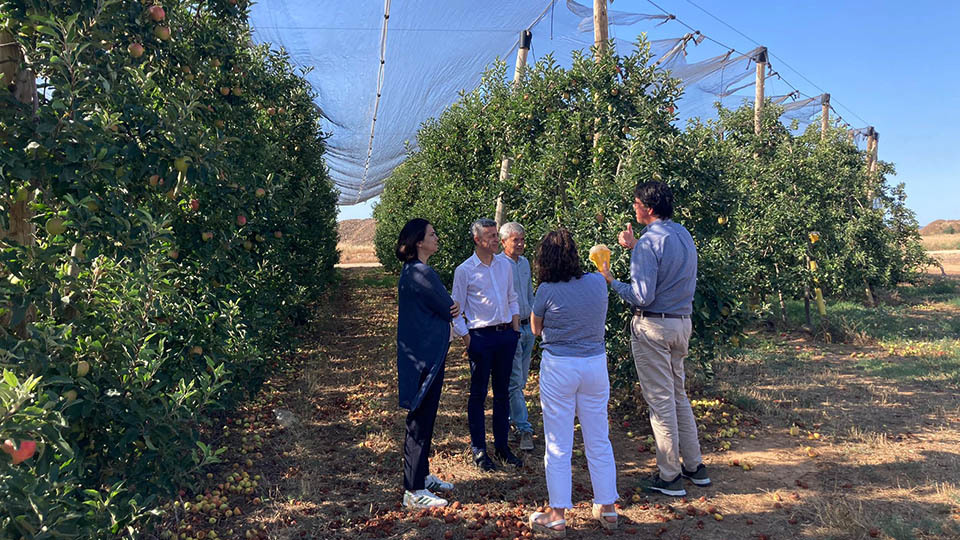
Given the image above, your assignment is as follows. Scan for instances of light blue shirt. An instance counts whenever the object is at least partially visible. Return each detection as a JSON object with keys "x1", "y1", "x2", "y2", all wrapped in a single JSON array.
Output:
[
  {"x1": 612, "y1": 219, "x2": 697, "y2": 315},
  {"x1": 533, "y1": 272, "x2": 607, "y2": 357},
  {"x1": 498, "y1": 253, "x2": 534, "y2": 321}
]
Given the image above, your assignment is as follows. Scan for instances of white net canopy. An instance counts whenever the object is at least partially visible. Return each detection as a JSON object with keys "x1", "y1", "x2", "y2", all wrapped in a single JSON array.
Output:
[{"x1": 250, "y1": 1, "x2": 859, "y2": 205}]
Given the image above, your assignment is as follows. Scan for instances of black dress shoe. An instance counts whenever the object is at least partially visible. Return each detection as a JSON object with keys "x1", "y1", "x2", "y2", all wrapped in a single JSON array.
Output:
[
  {"x1": 494, "y1": 447, "x2": 524, "y2": 468},
  {"x1": 474, "y1": 450, "x2": 498, "y2": 472}
]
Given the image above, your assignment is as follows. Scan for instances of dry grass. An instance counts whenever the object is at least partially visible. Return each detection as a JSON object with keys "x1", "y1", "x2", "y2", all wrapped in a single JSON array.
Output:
[
  {"x1": 337, "y1": 243, "x2": 378, "y2": 264},
  {"x1": 925, "y1": 250, "x2": 960, "y2": 277},
  {"x1": 922, "y1": 234, "x2": 960, "y2": 251}
]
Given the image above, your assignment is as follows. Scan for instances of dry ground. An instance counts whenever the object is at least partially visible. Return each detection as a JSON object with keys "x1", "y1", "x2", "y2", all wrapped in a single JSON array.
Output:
[
  {"x1": 157, "y1": 269, "x2": 960, "y2": 540},
  {"x1": 337, "y1": 242, "x2": 379, "y2": 265},
  {"x1": 337, "y1": 219, "x2": 379, "y2": 265},
  {"x1": 925, "y1": 250, "x2": 960, "y2": 277}
]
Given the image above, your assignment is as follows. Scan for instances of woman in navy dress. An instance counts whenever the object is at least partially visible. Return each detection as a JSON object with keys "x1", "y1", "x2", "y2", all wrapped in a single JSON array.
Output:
[{"x1": 395, "y1": 218, "x2": 460, "y2": 509}]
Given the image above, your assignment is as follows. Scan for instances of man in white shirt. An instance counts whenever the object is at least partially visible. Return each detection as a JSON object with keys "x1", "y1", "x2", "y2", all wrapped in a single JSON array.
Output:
[{"x1": 452, "y1": 218, "x2": 523, "y2": 471}]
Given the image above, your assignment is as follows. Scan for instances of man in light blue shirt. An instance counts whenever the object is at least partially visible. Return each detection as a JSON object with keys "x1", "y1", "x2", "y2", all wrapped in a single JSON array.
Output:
[
  {"x1": 600, "y1": 181, "x2": 710, "y2": 498},
  {"x1": 498, "y1": 222, "x2": 536, "y2": 451}
]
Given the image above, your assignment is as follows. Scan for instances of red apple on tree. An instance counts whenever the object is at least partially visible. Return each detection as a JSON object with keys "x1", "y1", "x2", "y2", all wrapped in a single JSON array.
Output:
[
  {"x1": 190, "y1": 199, "x2": 200, "y2": 211},
  {"x1": 147, "y1": 5, "x2": 166, "y2": 22},
  {"x1": 154, "y1": 26, "x2": 171, "y2": 41},
  {"x1": 273, "y1": 231, "x2": 283, "y2": 239},
  {"x1": 255, "y1": 188, "x2": 266, "y2": 198},
  {"x1": 236, "y1": 214, "x2": 247, "y2": 226},
  {"x1": 128, "y1": 42, "x2": 145, "y2": 58},
  {"x1": 2, "y1": 440, "x2": 37, "y2": 464}
]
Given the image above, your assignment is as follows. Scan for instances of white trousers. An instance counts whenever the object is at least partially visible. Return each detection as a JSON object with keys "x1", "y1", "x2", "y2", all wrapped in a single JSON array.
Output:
[{"x1": 539, "y1": 351, "x2": 618, "y2": 508}]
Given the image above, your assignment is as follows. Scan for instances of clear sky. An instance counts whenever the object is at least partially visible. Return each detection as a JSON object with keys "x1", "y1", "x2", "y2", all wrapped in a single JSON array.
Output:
[{"x1": 337, "y1": 0, "x2": 959, "y2": 228}]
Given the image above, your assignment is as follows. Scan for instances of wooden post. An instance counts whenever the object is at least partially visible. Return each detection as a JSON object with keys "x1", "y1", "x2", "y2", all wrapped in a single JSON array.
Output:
[
  {"x1": 495, "y1": 30, "x2": 532, "y2": 228},
  {"x1": 753, "y1": 47, "x2": 767, "y2": 135},
  {"x1": 820, "y1": 93, "x2": 830, "y2": 142},
  {"x1": 870, "y1": 131, "x2": 879, "y2": 175},
  {"x1": 1, "y1": 30, "x2": 37, "y2": 246},
  {"x1": 590, "y1": 0, "x2": 610, "y2": 150},
  {"x1": 594, "y1": 0, "x2": 608, "y2": 60},
  {"x1": 512, "y1": 30, "x2": 531, "y2": 87}
]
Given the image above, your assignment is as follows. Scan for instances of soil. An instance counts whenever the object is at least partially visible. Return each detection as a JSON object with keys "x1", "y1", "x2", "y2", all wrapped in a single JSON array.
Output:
[
  {"x1": 151, "y1": 267, "x2": 960, "y2": 540},
  {"x1": 926, "y1": 250, "x2": 960, "y2": 277}
]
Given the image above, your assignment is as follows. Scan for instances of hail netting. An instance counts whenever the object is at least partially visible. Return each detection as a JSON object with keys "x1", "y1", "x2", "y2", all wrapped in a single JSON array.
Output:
[{"x1": 249, "y1": 1, "x2": 845, "y2": 205}]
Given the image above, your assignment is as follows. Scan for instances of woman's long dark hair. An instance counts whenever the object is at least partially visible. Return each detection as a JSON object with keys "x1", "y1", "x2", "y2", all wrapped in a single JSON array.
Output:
[
  {"x1": 396, "y1": 218, "x2": 430, "y2": 262},
  {"x1": 536, "y1": 229, "x2": 584, "y2": 283}
]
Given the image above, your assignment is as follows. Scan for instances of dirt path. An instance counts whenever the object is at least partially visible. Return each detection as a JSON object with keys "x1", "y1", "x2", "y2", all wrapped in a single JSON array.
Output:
[{"x1": 244, "y1": 268, "x2": 959, "y2": 540}]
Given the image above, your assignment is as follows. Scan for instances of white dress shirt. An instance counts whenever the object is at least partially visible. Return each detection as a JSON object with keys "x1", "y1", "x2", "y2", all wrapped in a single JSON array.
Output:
[{"x1": 452, "y1": 252, "x2": 520, "y2": 336}]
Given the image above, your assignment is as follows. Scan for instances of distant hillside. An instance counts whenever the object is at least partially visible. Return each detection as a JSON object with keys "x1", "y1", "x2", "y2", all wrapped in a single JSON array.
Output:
[
  {"x1": 920, "y1": 219, "x2": 960, "y2": 235},
  {"x1": 337, "y1": 219, "x2": 378, "y2": 265},
  {"x1": 338, "y1": 218, "x2": 376, "y2": 245}
]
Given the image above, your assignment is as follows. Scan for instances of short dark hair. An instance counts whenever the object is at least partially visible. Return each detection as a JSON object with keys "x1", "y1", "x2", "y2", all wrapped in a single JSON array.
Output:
[
  {"x1": 396, "y1": 218, "x2": 430, "y2": 262},
  {"x1": 634, "y1": 181, "x2": 674, "y2": 220},
  {"x1": 536, "y1": 229, "x2": 584, "y2": 283}
]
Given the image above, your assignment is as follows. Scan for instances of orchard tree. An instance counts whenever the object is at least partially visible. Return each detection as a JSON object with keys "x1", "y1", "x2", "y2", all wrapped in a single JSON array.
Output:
[
  {"x1": 375, "y1": 41, "x2": 747, "y2": 382},
  {"x1": 0, "y1": 1, "x2": 337, "y2": 537}
]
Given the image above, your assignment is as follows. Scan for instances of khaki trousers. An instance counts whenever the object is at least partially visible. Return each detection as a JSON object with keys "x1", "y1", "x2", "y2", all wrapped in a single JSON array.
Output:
[{"x1": 630, "y1": 315, "x2": 702, "y2": 480}]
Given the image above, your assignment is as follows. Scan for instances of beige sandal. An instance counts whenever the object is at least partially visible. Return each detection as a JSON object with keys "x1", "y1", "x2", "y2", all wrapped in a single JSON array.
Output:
[
  {"x1": 592, "y1": 503, "x2": 618, "y2": 530},
  {"x1": 529, "y1": 511, "x2": 566, "y2": 537}
]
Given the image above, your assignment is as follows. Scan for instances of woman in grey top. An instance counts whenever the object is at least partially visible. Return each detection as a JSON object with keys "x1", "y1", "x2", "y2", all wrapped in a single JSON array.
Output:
[{"x1": 528, "y1": 230, "x2": 619, "y2": 536}]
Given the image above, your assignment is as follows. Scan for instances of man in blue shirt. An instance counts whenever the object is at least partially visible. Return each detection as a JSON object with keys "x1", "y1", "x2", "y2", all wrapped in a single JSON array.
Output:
[
  {"x1": 599, "y1": 181, "x2": 710, "y2": 497},
  {"x1": 497, "y1": 222, "x2": 536, "y2": 451}
]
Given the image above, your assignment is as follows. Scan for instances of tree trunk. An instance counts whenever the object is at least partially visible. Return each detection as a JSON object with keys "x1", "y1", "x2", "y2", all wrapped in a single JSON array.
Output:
[{"x1": 1, "y1": 30, "x2": 37, "y2": 246}]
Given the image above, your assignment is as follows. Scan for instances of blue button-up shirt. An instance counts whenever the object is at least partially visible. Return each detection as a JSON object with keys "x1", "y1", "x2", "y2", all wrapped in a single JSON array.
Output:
[
  {"x1": 612, "y1": 219, "x2": 697, "y2": 315},
  {"x1": 498, "y1": 253, "x2": 534, "y2": 321}
]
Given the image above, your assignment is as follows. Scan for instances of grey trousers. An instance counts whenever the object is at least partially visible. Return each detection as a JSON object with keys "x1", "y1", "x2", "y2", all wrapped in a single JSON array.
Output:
[{"x1": 630, "y1": 315, "x2": 703, "y2": 480}]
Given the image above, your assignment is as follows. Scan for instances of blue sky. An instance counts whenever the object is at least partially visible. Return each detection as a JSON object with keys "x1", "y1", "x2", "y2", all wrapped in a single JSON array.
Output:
[{"x1": 337, "y1": 0, "x2": 958, "y2": 227}]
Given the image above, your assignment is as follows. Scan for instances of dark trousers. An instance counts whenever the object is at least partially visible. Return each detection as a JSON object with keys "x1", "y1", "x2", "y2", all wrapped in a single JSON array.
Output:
[
  {"x1": 467, "y1": 327, "x2": 519, "y2": 454},
  {"x1": 403, "y1": 361, "x2": 445, "y2": 492}
]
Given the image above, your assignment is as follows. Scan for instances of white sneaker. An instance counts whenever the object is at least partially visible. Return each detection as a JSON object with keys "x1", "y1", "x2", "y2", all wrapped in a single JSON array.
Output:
[
  {"x1": 425, "y1": 474, "x2": 454, "y2": 492},
  {"x1": 403, "y1": 489, "x2": 448, "y2": 508}
]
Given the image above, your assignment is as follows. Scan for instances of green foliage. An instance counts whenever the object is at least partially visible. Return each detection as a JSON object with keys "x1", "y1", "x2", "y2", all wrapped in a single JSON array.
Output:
[
  {"x1": 0, "y1": 1, "x2": 337, "y2": 537},
  {"x1": 375, "y1": 42, "x2": 747, "y2": 382},
  {"x1": 374, "y1": 39, "x2": 930, "y2": 387}
]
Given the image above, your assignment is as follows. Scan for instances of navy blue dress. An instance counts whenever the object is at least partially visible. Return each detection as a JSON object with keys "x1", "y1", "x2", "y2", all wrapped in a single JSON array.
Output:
[{"x1": 397, "y1": 260, "x2": 454, "y2": 410}]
